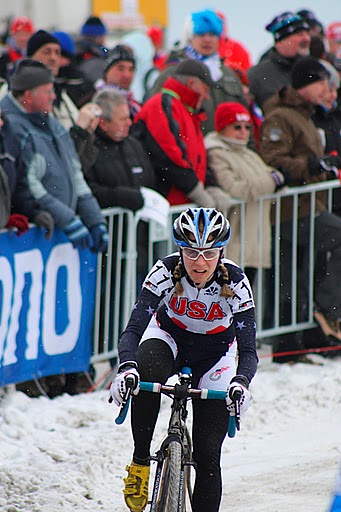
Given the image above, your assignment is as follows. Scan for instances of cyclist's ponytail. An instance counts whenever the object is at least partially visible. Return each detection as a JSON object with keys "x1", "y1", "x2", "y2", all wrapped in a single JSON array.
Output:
[
  {"x1": 173, "y1": 259, "x2": 184, "y2": 295},
  {"x1": 218, "y1": 263, "x2": 234, "y2": 298}
]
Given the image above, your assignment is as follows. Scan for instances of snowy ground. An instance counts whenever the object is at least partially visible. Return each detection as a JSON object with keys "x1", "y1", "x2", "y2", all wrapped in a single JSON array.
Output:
[{"x1": 1, "y1": 347, "x2": 340, "y2": 512}]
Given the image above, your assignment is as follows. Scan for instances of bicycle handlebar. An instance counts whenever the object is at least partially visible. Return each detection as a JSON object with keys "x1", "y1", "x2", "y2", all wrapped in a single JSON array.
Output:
[
  {"x1": 139, "y1": 381, "x2": 227, "y2": 400},
  {"x1": 114, "y1": 377, "x2": 239, "y2": 437},
  {"x1": 139, "y1": 381, "x2": 238, "y2": 438}
]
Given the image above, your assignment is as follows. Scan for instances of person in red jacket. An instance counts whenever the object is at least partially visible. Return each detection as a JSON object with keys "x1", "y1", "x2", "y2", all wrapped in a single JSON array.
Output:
[
  {"x1": 0, "y1": 16, "x2": 35, "y2": 80},
  {"x1": 132, "y1": 59, "x2": 230, "y2": 210}
]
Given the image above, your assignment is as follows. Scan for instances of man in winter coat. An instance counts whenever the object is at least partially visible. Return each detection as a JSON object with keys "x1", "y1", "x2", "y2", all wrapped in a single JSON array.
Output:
[
  {"x1": 0, "y1": 59, "x2": 108, "y2": 252},
  {"x1": 248, "y1": 11, "x2": 311, "y2": 111},
  {"x1": 84, "y1": 88, "x2": 155, "y2": 285},
  {"x1": 132, "y1": 59, "x2": 231, "y2": 211},
  {"x1": 149, "y1": 9, "x2": 247, "y2": 135},
  {"x1": 0, "y1": 58, "x2": 109, "y2": 397},
  {"x1": 260, "y1": 56, "x2": 341, "y2": 361}
]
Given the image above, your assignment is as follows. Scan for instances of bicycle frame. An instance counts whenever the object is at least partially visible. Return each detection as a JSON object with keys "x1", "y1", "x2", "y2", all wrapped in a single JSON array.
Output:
[
  {"x1": 140, "y1": 367, "x2": 233, "y2": 512},
  {"x1": 148, "y1": 370, "x2": 195, "y2": 511},
  {"x1": 115, "y1": 367, "x2": 238, "y2": 512}
]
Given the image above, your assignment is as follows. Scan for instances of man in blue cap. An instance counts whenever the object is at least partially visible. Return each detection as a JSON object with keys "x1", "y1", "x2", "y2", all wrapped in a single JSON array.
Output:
[
  {"x1": 248, "y1": 11, "x2": 311, "y2": 110},
  {"x1": 149, "y1": 9, "x2": 247, "y2": 135}
]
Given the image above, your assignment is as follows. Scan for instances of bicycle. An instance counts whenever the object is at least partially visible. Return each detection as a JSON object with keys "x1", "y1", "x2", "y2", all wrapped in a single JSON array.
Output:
[{"x1": 115, "y1": 367, "x2": 241, "y2": 512}]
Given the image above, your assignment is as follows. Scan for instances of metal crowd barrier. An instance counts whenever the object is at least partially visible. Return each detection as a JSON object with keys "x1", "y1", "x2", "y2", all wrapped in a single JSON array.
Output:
[{"x1": 91, "y1": 180, "x2": 340, "y2": 364}]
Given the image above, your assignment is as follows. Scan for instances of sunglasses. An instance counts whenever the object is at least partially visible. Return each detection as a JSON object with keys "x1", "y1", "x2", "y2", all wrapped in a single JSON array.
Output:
[
  {"x1": 232, "y1": 124, "x2": 251, "y2": 131},
  {"x1": 182, "y1": 247, "x2": 221, "y2": 261}
]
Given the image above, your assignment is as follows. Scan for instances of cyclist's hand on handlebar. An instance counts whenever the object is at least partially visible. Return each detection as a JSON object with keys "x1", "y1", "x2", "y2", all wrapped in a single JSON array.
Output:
[
  {"x1": 109, "y1": 362, "x2": 140, "y2": 406},
  {"x1": 226, "y1": 375, "x2": 252, "y2": 417}
]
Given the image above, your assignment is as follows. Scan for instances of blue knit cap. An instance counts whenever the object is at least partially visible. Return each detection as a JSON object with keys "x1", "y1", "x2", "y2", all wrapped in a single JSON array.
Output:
[
  {"x1": 81, "y1": 16, "x2": 107, "y2": 37},
  {"x1": 52, "y1": 31, "x2": 75, "y2": 58},
  {"x1": 191, "y1": 9, "x2": 223, "y2": 37}
]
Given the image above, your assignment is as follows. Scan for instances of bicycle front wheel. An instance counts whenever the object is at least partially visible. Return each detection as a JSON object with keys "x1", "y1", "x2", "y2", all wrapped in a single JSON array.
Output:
[{"x1": 156, "y1": 440, "x2": 184, "y2": 512}]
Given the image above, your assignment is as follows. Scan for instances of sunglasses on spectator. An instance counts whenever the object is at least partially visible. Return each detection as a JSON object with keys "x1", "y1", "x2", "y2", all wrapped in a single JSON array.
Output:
[
  {"x1": 182, "y1": 247, "x2": 221, "y2": 260},
  {"x1": 232, "y1": 124, "x2": 251, "y2": 131}
]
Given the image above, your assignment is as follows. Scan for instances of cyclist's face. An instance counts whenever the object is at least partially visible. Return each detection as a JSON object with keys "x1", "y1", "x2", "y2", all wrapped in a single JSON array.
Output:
[{"x1": 182, "y1": 249, "x2": 220, "y2": 288}]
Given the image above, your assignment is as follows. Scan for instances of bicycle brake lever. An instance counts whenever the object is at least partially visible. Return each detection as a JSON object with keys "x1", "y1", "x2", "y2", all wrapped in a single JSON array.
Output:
[
  {"x1": 231, "y1": 388, "x2": 242, "y2": 431},
  {"x1": 115, "y1": 376, "x2": 136, "y2": 425}
]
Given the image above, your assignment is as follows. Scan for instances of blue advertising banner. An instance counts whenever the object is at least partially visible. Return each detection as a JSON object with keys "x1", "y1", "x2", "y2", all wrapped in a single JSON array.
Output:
[{"x1": 0, "y1": 227, "x2": 97, "y2": 386}]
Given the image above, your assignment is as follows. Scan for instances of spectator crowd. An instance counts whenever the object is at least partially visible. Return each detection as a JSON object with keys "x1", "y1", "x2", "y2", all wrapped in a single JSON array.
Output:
[{"x1": 0, "y1": 8, "x2": 340, "y2": 396}]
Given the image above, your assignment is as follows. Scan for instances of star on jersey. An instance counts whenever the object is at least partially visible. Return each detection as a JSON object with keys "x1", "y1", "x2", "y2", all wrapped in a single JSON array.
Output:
[
  {"x1": 146, "y1": 306, "x2": 154, "y2": 315},
  {"x1": 236, "y1": 321, "x2": 246, "y2": 330}
]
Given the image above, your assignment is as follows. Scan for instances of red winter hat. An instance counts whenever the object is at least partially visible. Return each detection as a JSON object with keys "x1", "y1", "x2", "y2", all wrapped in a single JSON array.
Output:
[
  {"x1": 10, "y1": 16, "x2": 34, "y2": 35},
  {"x1": 215, "y1": 102, "x2": 251, "y2": 132}
]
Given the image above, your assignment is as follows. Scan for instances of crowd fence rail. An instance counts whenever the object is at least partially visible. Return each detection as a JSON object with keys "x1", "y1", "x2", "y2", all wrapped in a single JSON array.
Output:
[{"x1": 91, "y1": 180, "x2": 340, "y2": 365}]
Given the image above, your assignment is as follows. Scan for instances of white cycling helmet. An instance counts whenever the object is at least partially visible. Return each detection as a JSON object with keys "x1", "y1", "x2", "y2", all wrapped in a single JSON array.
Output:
[{"x1": 172, "y1": 208, "x2": 231, "y2": 249}]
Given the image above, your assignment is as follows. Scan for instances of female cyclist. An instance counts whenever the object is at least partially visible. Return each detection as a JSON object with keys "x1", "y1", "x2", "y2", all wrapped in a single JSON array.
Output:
[{"x1": 110, "y1": 207, "x2": 258, "y2": 512}]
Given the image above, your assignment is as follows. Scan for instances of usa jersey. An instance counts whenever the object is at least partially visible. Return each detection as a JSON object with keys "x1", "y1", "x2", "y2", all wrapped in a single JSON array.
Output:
[
  {"x1": 119, "y1": 253, "x2": 258, "y2": 383},
  {"x1": 144, "y1": 253, "x2": 254, "y2": 334}
]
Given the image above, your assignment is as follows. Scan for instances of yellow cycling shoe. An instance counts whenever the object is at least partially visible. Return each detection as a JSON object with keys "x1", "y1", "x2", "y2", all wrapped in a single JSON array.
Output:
[{"x1": 123, "y1": 462, "x2": 150, "y2": 512}]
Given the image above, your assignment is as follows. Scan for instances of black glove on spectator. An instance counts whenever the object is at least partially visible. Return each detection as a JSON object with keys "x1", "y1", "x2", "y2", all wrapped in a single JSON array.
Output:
[{"x1": 308, "y1": 154, "x2": 341, "y2": 178}]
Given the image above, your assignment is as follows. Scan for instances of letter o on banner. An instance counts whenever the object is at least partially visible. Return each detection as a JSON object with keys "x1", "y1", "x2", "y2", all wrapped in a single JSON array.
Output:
[{"x1": 43, "y1": 244, "x2": 82, "y2": 355}]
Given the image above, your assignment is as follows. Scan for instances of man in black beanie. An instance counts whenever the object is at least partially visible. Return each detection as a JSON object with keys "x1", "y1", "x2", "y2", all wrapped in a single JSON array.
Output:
[
  {"x1": 248, "y1": 11, "x2": 311, "y2": 110},
  {"x1": 95, "y1": 44, "x2": 141, "y2": 120},
  {"x1": 259, "y1": 56, "x2": 341, "y2": 362}
]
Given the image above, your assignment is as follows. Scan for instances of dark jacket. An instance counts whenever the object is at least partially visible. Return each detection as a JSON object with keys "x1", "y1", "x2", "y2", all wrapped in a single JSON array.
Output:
[
  {"x1": 248, "y1": 48, "x2": 300, "y2": 110},
  {"x1": 84, "y1": 130, "x2": 155, "y2": 212},
  {"x1": 260, "y1": 86, "x2": 327, "y2": 223},
  {"x1": 312, "y1": 102, "x2": 341, "y2": 214},
  {"x1": 132, "y1": 77, "x2": 207, "y2": 206}
]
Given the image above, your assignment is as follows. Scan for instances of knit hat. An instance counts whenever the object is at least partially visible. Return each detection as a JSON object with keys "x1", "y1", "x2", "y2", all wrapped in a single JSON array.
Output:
[
  {"x1": 291, "y1": 56, "x2": 330, "y2": 90},
  {"x1": 191, "y1": 9, "x2": 223, "y2": 37},
  {"x1": 104, "y1": 45, "x2": 135, "y2": 74},
  {"x1": 266, "y1": 12, "x2": 309, "y2": 42},
  {"x1": 52, "y1": 31, "x2": 75, "y2": 59},
  {"x1": 9, "y1": 58, "x2": 54, "y2": 92},
  {"x1": 10, "y1": 16, "x2": 34, "y2": 35},
  {"x1": 214, "y1": 102, "x2": 251, "y2": 132},
  {"x1": 296, "y1": 9, "x2": 323, "y2": 33},
  {"x1": 175, "y1": 59, "x2": 213, "y2": 86},
  {"x1": 27, "y1": 30, "x2": 60, "y2": 57},
  {"x1": 81, "y1": 16, "x2": 107, "y2": 37}
]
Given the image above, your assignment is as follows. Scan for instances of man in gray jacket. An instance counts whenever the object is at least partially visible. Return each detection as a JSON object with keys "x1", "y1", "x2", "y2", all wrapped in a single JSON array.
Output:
[
  {"x1": 0, "y1": 58, "x2": 109, "y2": 398},
  {"x1": 0, "y1": 58, "x2": 108, "y2": 254}
]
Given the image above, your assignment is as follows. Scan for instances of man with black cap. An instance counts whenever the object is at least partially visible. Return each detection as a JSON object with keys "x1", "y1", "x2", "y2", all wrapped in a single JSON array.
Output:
[
  {"x1": 248, "y1": 11, "x2": 311, "y2": 110},
  {"x1": 95, "y1": 44, "x2": 141, "y2": 120},
  {"x1": 259, "y1": 56, "x2": 341, "y2": 362},
  {"x1": 132, "y1": 59, "x2": 231, "y2": 209}
]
